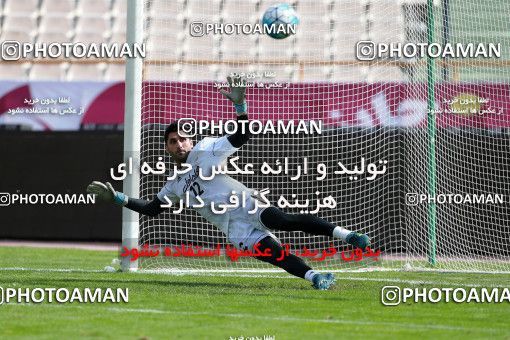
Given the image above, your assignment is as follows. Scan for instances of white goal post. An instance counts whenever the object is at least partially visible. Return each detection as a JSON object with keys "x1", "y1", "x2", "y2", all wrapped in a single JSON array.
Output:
[
  {"x1": 121, "y1": 0, "x2": 144, "y2": 272},
  {"x1": 123, "y1": 0, "x2": 510, "y2": 273}
]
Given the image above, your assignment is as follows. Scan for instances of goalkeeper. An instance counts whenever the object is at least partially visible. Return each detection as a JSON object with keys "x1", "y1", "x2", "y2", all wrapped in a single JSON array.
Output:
[{"x1": 87, "y1": 76, "x2": 370, "y2": 290}]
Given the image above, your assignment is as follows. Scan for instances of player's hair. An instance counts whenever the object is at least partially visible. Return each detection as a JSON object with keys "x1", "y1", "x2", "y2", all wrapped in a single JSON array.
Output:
[{"x1": 164, "y1": 121, "x2": 179, "y2": 144}]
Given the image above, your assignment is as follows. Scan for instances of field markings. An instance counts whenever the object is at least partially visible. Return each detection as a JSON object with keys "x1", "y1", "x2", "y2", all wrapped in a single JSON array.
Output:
[
  {"x1": 0, "y1": 267, "x2": 508, "y2": 288},
  {"x1": 144, "y1": 270, "x2": 509, "y2": 288},
  {"x1": 0, "y1": 267, "x2": 104, "y2": 273},
  {"x1": 3, "y1": 303, "x2": 500, "y2": 334},
  {"x1": 105, "y1": 307, "x2": 498, "y2": 333}
]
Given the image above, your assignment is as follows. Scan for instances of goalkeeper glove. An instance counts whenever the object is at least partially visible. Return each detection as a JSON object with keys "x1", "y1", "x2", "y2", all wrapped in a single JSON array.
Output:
[
  {"x1": 87, "y1": 181, "x2": 128, "y2": 206},
  {"x1": 219, "y1": 75, "x2": 247, "y2": 115}
]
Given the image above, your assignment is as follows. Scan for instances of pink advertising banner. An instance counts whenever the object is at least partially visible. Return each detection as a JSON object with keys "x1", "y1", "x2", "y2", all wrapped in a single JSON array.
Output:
[{"x1": 0, "y1": 81, "x2": 508, "y2": 130}]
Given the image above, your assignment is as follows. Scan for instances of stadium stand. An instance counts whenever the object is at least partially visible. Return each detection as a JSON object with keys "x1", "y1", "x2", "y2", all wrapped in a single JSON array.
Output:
[
  {"x1": 0, "y1": 0, "x2": 399, "y2": 81},
  {"x1": 1, "y1": 0, "x2": 504, "y2": 82},
  {"x1": 39, "y1": 0, "x2": 75, "y2": 15},
  {"x1": 67, "y1": 63, "x2": 106, "y2": 80},
  {"x1": 29, "y1": 63, "x2": 67, "y2": 80}
]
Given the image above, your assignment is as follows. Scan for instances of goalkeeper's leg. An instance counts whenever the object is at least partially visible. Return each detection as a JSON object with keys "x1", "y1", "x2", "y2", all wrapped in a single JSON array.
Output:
[
  {"x1": 260, "y1": 206, "x2": 370, "y2": 249},
  {"x1": 254, "y1": 236, "x2": 335, "y2": 290}
]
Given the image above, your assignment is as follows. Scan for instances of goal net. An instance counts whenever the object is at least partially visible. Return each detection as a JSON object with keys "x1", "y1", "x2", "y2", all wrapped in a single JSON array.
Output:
[{"x1": 131, "y1": 0, "x2": 510, "y2": 272}]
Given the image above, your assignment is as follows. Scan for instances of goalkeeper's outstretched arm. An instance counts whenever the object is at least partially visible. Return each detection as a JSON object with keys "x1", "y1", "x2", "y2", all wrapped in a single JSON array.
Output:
[
  {"x1": 227, "y1": 115, "x2": 250, "y2": 148},
  {"x1": 125, "y1": 197, "x2": 164, "y2": 217},
  {"x1": 87, "y1": 181, "x2": 164, "y2": 217},
  {"x1": 87, "y1": 75, "x2": 249, "y2": 215},
  {"x1": 220, "y1": 75, "x2": 250, "y2": 148}
]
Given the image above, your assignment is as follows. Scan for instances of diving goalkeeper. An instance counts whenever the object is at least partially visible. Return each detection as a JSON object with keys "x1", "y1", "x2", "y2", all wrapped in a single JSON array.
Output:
[{"x1": 87, "y1": 76, "x2": 370, "y2": 290}]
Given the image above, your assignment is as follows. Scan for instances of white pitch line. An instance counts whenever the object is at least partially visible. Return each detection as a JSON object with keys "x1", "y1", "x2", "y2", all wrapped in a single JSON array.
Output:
[
  {"x1": 5, "y1": 303, "x2": 498, "y2": 333},
  {"x1": 0, "y1": 267, "x2": 507, "y2": 288},
  {"x1": 143, "y1": 272, "x2": 506, "y2": 288},
  {"x1": 0, "y1": 267, "x2": 103, "y2": 273},
  {"x1": 139, "y1": 270, "x2": 509, "y2": 288},
  {"x1": 333, "y1": 276, "x2": 505, "y2": 288},
  {"x1": 103, "y1": 307, "x2": 498, "y2": 333}
]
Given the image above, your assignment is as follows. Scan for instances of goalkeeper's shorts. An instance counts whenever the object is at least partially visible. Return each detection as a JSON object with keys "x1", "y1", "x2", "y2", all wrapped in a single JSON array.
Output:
[{"x1": 226, "y1": 198, "x2": 277, "y2": 251}]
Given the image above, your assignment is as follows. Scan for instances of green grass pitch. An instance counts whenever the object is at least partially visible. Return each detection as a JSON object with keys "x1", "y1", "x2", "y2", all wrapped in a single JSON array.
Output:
[{"x1": 0, "y1": 246, "x2": 509, "y2": 339}]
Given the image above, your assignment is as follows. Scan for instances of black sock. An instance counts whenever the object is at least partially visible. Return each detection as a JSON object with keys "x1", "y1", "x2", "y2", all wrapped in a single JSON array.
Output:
[
  {"x1": 260, "y1": 206, "x2": 336, "y2": 237},
  {"x1": 253, "y1": 236, "x2": 312, "y2": 279}
]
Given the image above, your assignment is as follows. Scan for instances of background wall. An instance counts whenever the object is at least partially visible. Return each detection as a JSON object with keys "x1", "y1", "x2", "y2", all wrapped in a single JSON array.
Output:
[
  {"x1": 0, "y1": 131, "x2": 123, "y2": 241},
  {"x1": 1, "y1": 128, "x2": 507, "y2": 255}
]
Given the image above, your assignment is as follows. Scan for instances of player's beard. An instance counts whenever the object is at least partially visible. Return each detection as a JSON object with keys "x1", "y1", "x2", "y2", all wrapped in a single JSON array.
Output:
[{"x1": 174, "y1": 150, "x2": 190, "y2": 163}]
